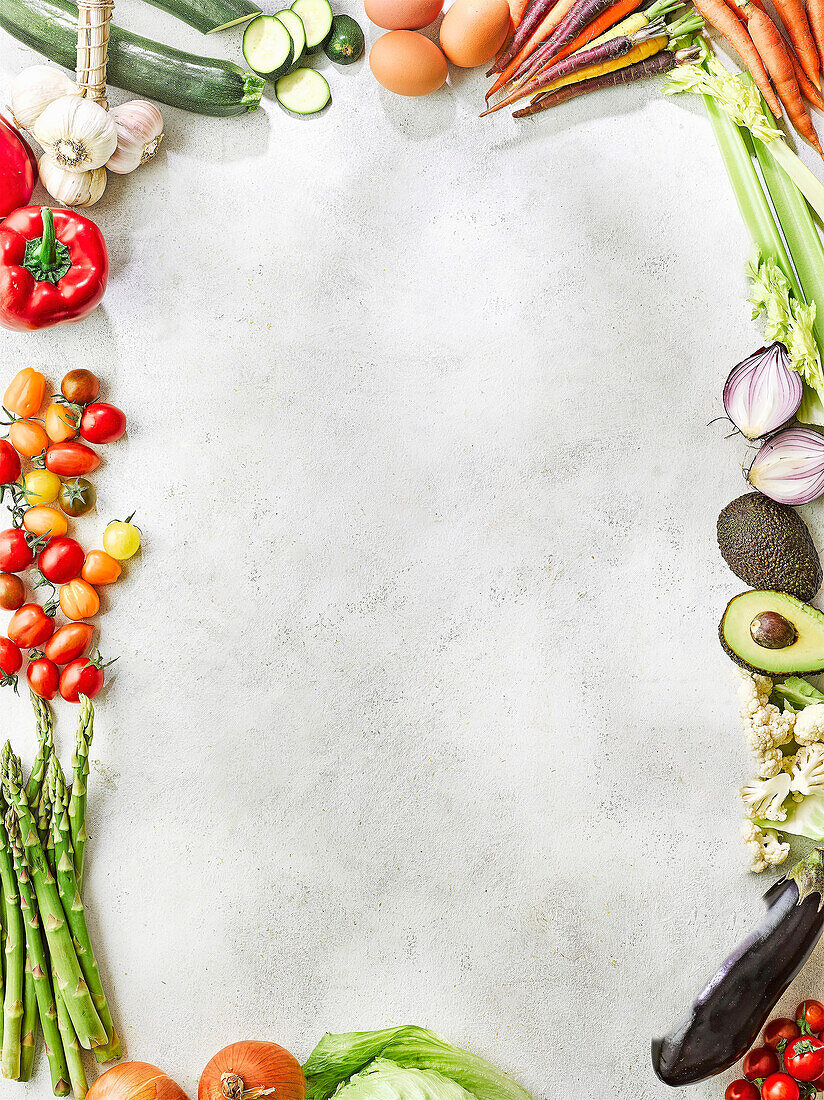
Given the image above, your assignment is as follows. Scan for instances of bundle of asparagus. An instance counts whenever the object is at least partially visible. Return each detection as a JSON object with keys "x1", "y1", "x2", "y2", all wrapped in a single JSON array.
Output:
[{"x1": 0, "y1": 694, "x2": 119, "y2": 1097}]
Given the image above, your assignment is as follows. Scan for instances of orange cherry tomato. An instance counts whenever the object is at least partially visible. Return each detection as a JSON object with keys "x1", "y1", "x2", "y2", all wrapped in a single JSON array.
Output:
[
  {"x1": 81, "y1": 550, "x2": 120, "y2": 586},
  {"x1": 4, "y1": 369, "x2": 45, "y2": 418},
  {"x1": 58, "y1": 578, "x2": 99, "y2": 621},
  {"x1": 44, "y1": 622, "x2": 93, "y2": 665},
  {"x1": 9, "y1": 419, "x2": 48, "y2": 458},
  {"x1": 23, "y1": 506, "x2": 67, "y2": 540},
  {"x1": 44, "y1": 402, "x2": 78, "y2": 443},
  {"x1": 0, "y1": 573, "x2": 24, "y2": 611}
]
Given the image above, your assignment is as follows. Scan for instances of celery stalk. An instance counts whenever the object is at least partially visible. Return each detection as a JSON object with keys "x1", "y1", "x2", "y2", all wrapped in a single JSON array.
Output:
[{"x1": 703, "y1": 94, "x2": 800, "y2": 295}]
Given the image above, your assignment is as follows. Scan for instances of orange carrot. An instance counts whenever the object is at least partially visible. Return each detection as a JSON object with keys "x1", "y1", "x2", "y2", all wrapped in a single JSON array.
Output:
[
  {"x1": 792, "y1": 43, "x2": 824, "y2": 105},
  {"x1": 509, "y1": 0, "x2": 531, "y2": 23},
  {"x1": 539, "y1": 0, "x2": 641, "y2": 67},
  {"x1": 772, "y1": 0, "x2": 820, "y2": 87},
  {"x1": 693, "y1": 0, "x2": 785, "y2": 117},
  {"x1": 486, "y1": 0, "x2": 573, "y2": 98},
  {"x1": 806, "y1": 0, "x2": 824, "y2": 73},
  {"x1": 737, "y1": 0, "x2": 824, "y2": 153}
]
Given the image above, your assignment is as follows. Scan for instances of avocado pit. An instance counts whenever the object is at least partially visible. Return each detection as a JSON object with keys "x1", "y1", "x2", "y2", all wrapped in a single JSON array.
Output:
[{"x1": 750, "y1": 611, "x2": 798, "y2": 650}]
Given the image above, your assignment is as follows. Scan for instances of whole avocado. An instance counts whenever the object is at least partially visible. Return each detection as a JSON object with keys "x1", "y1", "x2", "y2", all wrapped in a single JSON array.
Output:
[{"x1": 718, "y1": 493, "x2": 822, "y2": 601}]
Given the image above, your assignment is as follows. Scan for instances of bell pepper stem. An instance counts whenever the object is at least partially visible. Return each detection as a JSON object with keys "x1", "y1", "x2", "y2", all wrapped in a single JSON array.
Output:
[{"x1": 37, "y1": 209, "x2": 57, "y2": 271}]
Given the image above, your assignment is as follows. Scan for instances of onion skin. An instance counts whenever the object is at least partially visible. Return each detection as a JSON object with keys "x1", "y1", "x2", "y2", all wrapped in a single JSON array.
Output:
[
  {"x1": 88, "y1": 1063, "x2": 190, "y2": 1100},
  {"x1": 199, "y1": 1042, "x2": 305, "y2": 1100}
]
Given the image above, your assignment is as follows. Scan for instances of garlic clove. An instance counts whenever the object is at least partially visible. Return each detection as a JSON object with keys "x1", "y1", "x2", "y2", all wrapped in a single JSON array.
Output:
[
  {"x1": 38, "y1": 153, "x2": 107, "y2": 208},
  {"x1": 10, "y1": 65, "x2": 79, "y2": 131},
  {"x1": 106, "y1": 100, "x2": 164, "y2": 174},
  {"x1": 32, "y1": 94, "x2": 116, "y2": 173}
]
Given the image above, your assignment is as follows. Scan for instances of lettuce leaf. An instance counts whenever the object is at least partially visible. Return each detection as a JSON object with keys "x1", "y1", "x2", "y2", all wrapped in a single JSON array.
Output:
[
  {"x1": 331, "y1": 1061, "x2": 476, "y2": 1100},
  {"x1": 757, "y1": 791, "x2": 824, "y2": 840},
  {"x1": 303, "y1": 1029, "x2": 532, "y2": 1100},
  {"x1": 774, "y1": 676, "x2": 824, "y2": 710}
]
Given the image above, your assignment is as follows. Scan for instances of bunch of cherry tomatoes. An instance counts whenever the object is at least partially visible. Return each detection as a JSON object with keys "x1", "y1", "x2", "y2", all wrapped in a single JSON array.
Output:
[
  {"x1": 726, "y1": 1002, "x2": 824, "y2": 1100},
  {"x1": 0, "y1": 367, "x2": 140, "y2": 704}
]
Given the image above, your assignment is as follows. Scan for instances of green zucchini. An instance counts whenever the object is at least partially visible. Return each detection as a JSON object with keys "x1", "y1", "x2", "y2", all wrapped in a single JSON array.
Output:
[
  {"x1": 276, "y1": 68, "x2": 331, "y2": 114},
  {"x1": 243, "y1": 15, "x2": 292, "y2": 77},
  {"x1": 137, "y1": 0, "x2": 261, "y2": 34},
  {"x1": 0, "y1": 0, "x2": 264, "y2": 116},
  {"x1": 290, "y1": 0, "x2": 333, "y2": 51},
  {"x1": 275, "y1": 9, "x2": 307, "y2": 69},
  {"x1": 324, "y1": 15, "x2": 364, "y2": 64}
]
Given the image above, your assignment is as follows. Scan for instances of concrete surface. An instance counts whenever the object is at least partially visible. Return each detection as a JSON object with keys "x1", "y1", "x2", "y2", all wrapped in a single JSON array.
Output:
[{"x1": 0, "y1": 5, "x2": 822, "y2": 1096}]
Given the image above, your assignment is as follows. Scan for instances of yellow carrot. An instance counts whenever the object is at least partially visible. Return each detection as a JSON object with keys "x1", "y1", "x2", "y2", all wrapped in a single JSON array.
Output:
[
  {"x1": 583, "y1": 9, "x2": 652, "y2": 46},
  {"x1": 534, "y1": 33, "x2": 666, "y2": 93}
]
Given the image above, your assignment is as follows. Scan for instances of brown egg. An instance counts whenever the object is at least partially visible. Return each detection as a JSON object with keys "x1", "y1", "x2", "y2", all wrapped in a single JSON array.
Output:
[
  {"x1": 370, "y1": 31, "x2": 449, "y2": 96},
  {"x1": 364, "y1": 0, "x2": 444, "y2": 30},
  {"x1": 440, "y1": 0, "x2": 511, "y2": 67}
]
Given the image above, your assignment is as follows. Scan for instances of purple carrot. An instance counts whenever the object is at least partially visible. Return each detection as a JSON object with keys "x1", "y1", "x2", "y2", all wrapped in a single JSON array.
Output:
[
  {"x1": 512, "y1": 45, "x2": 696, "y2": 116},
  {"x1": 511, "y1": 0, "x2": 622, "y2": 84},
  {"x1": 488, "y1": 0, "x2": 561, "y2": 74},
  {"x1": 480, "y1": 17, "x2": 664, "y2": 114}
]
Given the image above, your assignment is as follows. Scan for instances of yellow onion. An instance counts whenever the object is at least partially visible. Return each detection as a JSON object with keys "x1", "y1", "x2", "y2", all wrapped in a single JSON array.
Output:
[
  {"x1": 88, "y1": 1062, "x2": 190, "y2": 1100},
  {"x1": 199, "y1": 1042, "x2": 305, "y2": 1100}
]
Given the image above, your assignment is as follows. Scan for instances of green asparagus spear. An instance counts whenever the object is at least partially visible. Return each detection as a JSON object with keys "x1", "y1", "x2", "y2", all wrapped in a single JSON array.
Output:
[
  {"x1": 1, "y1": 746, "x2": 107, "y2": 1051},
  {"x1": 6, "y1": 810, "x2": 70, "y2": 1096},
  {"x1": 26, "y1": 694, "x2": 54, "y2": 808},
  {"x1": 49, "y1": 761, "x2": 119, "y2": 1063},
  {"x1": 0, "y1": 800, "x2": 25, "y2": 1078},
  {"x1": 52, "y1": 962, "x2": 87, "y2": 1099},
  {"x1": 19, "y1": 953, "x2": 36, "y2": 1081},
  {"x1": 68, "y1": 696, "x2": 93, "y2": 887}
]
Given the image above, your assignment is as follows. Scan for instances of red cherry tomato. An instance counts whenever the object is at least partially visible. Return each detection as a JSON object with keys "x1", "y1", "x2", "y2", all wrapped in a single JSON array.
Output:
[
  {"x1": 762, "y1": 1073, "x2": 801, "y2": 1100},
  {"x1": 797, "y1": 1000, "x2": 824, "y2": 1035},
  {"x1": 744, "y1": 1046, "x2": 780, "y2": 1080},
  {"x1": 7, "y1": 604, "x2": 53, "y2": 649},
  {"x1": 725, "y1": 1081, "x2": 760, "y2": 1100},
  {"x1": 79, "y1": 403, "x2": 126, "y2": 444},
  {"x1": 26, "y1": 656, "x2": 58, "y2": 700},
  {"x1": 0, "y1": 440, "x2": 21, "y2": 485},
  {"x1": 0, "y1": 573, "x2": 24, "y2": 611},
  {"x1": 766, "y1": 1019, "x2": 803, "y2": 1049},
  {"x1": 0, "y1": 529, "x2": 33, "y2": 573},
  {"x1": 785, "y1": 1036, "x2": 824, "y2": 1082},
  {"x1": 44, "y1": 623, "x2": 94, "y2": 666},
  {"x1": 38, "y1": 537, "x2": 84, "y2": 584},
  {"x1": 44, "y1": 441, "x2": 100, "y2": 477},
  {"x1": 0, "y1": 637, "x2": 22, "y2": 679},
  {"x1": 59, "y1": 656, "x2": 105, "y2": 702}
]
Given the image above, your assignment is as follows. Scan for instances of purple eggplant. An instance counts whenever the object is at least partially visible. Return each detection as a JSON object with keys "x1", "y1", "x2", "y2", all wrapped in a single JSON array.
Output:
[{"x1": 652, "y1": 847, "x2": 824, "y2": 1086}]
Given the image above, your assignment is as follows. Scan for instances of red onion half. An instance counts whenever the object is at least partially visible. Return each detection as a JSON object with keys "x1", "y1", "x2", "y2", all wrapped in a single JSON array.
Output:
[
  {"x1": 748, "y1": 426, "x2": 824, "y2": 504},
  {"x1": 723, "y1": 344, "x2": 802, "y2": 439}
]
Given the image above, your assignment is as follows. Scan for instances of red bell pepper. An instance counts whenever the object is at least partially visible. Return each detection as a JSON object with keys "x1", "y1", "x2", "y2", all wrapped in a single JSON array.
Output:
[
  {"x1": 0, "y1": 115, "x2": 35, "y2": 221},
  {"x1": 0, "y1": 207, "x2": 108, "y2": 331}
]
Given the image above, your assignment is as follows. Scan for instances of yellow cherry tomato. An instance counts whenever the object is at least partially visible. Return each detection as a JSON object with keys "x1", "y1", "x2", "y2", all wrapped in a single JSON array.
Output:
[
  {"x1": 4, "y1": 369, "x2": 45, "y2": 418},
  {"x1": 23, "y1": 506, "x2": 67, "y2": 540},
  {"x1": 20, "y1": 469, "x2": 61, "y2": 506},
  {"x1": 9, "y1": 419, "x2": 48, "y2": 458},
  {"x1": 81, "y1": 550, "x2": 120, "y2": 586},
  {"x1": 44, "y1": 403, "x2": 78, "y2": 443},
  {"x1": 103, "y1": 519, "x2": 141, "y2": 561},
  {"x1": 59, "y1": 578, "x2": 99, "y2": 621}
]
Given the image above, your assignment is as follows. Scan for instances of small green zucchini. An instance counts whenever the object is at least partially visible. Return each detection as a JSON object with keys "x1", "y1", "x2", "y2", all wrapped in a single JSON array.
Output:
[
  {"x1": 0, "y1": 0, "x2": 264, "y2": 116},
  {"x1": 137, "y1": 0, "x2": 261, "y2": 34}
]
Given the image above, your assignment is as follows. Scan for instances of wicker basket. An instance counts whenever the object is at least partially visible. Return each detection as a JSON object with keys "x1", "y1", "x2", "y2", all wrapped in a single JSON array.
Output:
[{"x1": 75, "y1": 0, "x2": 114, "y2": 109}]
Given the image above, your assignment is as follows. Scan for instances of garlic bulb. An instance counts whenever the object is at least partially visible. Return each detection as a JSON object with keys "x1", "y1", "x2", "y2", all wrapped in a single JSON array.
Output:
[
  {"x1": 32, "y1": 95, "x2": 116, "y2": 173},
  {"x1": 106, "y1": 101, "x2": 164, "y2": 175},
  {"x1": 38, "y1": 154, "x2": 107, "y2": 208},
  {"x1": 10, "y1": 65, "x2": 79, "y2": 131}
]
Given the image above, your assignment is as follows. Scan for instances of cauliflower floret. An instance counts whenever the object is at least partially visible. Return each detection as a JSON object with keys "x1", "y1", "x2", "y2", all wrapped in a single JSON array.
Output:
[
  {"x1": 741, "y1": 771, "x2": 792, "y2": 820},
  {"x1": 741, "y1": 820, "x2": 791, "y2": 873},
  {"x1": 789, "y1": 743, "x2": 824, "y2": 795},
  {"x1": 738, "y1": 670, "x2": 795, "y2": 775},
  {"x1": 793, "y1": 703, "x2": 824, "y2": 746}
]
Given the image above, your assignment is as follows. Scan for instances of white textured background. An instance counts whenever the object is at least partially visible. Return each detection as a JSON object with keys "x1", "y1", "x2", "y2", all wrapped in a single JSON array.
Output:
[{"x1": 1, "y1": 4, "x2": 822, "y2": 1096}]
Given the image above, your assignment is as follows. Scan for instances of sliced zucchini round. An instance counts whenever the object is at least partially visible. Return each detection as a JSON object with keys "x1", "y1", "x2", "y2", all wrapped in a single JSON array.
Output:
[
  {"x1": 290, "y1": 0, "x2": 333, "y2": 52},
  {"x1": 276, "y1": 67, "x2": 331, "y2": 114},
  {"x1": 243, "y1": 15, "x2": 292, "y2": 77},
  {"x1": 324, "y1": 14, "x2": 364, "y2": 64},
  {"x1": 274, "y1": 8, "x2": 306, "y2": 68}
]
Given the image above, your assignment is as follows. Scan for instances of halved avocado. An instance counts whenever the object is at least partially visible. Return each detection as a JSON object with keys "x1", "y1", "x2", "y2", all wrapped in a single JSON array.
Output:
[{"x1": 720, "y1": 590, "x2": 824, "y2": 674}]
